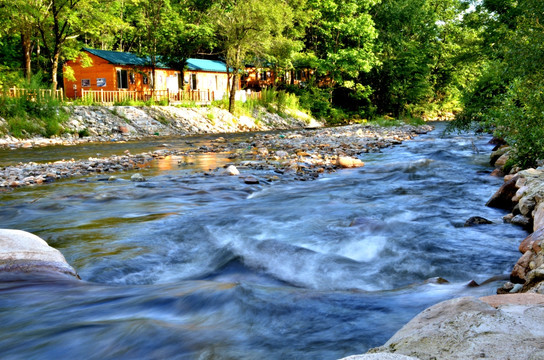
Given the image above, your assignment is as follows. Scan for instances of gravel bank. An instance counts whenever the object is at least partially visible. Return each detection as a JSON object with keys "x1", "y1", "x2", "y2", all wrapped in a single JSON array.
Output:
[{"x1": 0, "y1": 122, "x2": 433, "y2": 188}]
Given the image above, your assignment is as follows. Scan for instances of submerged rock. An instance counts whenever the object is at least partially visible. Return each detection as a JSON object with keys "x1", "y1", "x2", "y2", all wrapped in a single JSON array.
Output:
[
  {"x1": 464, "y1": 216, "x2": 493, "y2": 227},
  {"x1": 0, "y1": 229, "x2": 78, "y2": 278},
  {"x1": 130, "y1": 173, "x2": 146, "y2": 182}
]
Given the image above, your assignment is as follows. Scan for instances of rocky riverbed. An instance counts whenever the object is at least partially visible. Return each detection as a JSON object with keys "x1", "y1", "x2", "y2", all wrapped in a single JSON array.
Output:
[
  {"x1": 483, "y1": 146, "x2": 544, "y2": 295},
  {"x1": 0, "y1": 122, "x2": 433, "y2": 188}
]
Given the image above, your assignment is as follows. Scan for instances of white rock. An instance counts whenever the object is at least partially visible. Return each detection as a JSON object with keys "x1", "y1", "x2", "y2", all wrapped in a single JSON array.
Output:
[
  {"x1": 0, "y1": 229, "x2": 78, "y2": 277},
  {"x1": 223, "y1": 165, "x2": 240, "y2": 176}
]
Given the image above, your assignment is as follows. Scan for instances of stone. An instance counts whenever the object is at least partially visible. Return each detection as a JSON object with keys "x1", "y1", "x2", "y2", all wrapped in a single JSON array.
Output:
[
  {"x1": 511, "y1": 250, "x2": 534, "y2": 283},
  {"x1": 0, "y1": 229, "x2": 78, "y2": 278},
  {"x1": 223, "y1": 165, "x2": 240, "y2": 176},
  {"x1": 275, "y1": 150, "x2": 289, "y2": 159},
  {"x1": 339, "y1": 355, "x2": 419, "y2": 360},
  {"x1": 464, "y1": 216, "x2": 493, "y2": 227},
  {"x1": 520, "y1": 227, "x2": 544, "y2": 253},
  {"x1": 130, "y1": 173, "x2": 146, "y2": 182},
  {"x1": 519, "y1": 196, "x2": 536, "y2": 216},
  {"x1": 369, "y1": 296, "x2": 544, "y2": 360},
  {"x1": 337, "y1": 156, "x2": 365, "y2": 168},
  {"x1": 486, "y1": 175, "x2": 520, "y2": 210},
  {"x1": 494, "y1": 152, "x2": 510, "y2": 168},
  {"x1": 244, "y1": 176, "x2": 259, "y2": 184},
  {"x1": 490, "y1": 146, "x2": 509, "y2": 165},
  {"x1": 533, "y1": 202, "x2": 544, "y2": 232},
  {"x1": 511, "y1": 214, "x2": 532, "y2": 228}
]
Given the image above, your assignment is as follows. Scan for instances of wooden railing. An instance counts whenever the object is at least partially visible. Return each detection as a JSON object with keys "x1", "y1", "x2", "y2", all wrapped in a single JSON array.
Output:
[
  {"x1": 8, "y1": 87, "x2": 64, "y2": 101},
  {"x1": 5, "y1": 86, "x2": 261, "y2": 105},
  {"x1": 80, "y1": 89, "x2": 219, "y2": 104}
]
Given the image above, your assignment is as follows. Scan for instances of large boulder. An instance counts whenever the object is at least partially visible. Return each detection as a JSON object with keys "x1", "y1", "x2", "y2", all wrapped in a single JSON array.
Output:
[
  {"x1": 0, "y1": 229, "x2": 78, "y2": 278},
  {"x1": 367, "y1": 295, "x2": 544, "y2": 360},
  {"x1": 486, "y1": 175, "x2": 520, "y2": 210}
]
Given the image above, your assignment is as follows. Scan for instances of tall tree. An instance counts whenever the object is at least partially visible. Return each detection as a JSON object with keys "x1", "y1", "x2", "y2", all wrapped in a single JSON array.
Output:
[
  {"x1": 33, "y1": 0, "x2": 106, "y2": 90},
  {"x1": 212, "y1": 0, "x2": 294, "y2": 113}
]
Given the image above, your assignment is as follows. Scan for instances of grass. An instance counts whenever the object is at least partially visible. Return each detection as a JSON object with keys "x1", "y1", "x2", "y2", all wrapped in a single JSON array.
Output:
[
  {"x1": 212, "y1": 88, "x2": 311, "y2": 123},
  {"x1": 0, "y1": 91, "x2": 69, "y2": 138}
]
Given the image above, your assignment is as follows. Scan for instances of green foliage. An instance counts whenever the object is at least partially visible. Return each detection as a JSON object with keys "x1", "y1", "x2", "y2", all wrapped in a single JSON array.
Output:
[
  {"x1": 451, "y1": 0, "x2": 544, "y2": 168},
  {"x1": 0, "y1": 80, "x2": 68, "y2": 138}
]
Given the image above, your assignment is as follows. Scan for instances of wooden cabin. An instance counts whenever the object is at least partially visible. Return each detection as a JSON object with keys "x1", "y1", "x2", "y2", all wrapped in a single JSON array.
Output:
[
  {"x1": 241, "y1": 66, "x2": 314, "y2": 90},
  {"x1": 63, "y1": 48, "x2": 237, "y2": 101}
]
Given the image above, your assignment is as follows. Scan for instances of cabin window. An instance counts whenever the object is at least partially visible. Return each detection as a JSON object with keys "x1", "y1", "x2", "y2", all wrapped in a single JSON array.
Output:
[
  {"x1": 129, "y1": 72, "x2": 135, "y2": 85},
  {"x1": 117, "y1": 69, "x2": 129, "y2": 89},
  {"x1": 190, "y1": 74, "x2": 197, "y2": 90},
  {"x1": 261, "y1": 71, "x2": 267, "y2": 81},
  {"x1": 81, "y1": 79, "x2": 90, "y2": 87},
  {"x1": 143, "y1": 73, "x2": 149, "y2": 85}
]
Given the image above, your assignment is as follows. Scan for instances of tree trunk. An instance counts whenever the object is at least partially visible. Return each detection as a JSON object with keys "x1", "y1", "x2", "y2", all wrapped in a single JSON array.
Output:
[
  {"x1": 22, "y1": 32, "x2": 32, "y2": 83},
  {"x1": 51, "y1": 50, "x2": 60, "y2": 91},
  {"x1": 229, "y1": 70, "x2": 238, "y2": 114}
]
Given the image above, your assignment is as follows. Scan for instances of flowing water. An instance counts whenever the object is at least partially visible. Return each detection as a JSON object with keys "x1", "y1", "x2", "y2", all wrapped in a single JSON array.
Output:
[{"x1": 0, "y1": 123, "x2": 528, "y2": 359}]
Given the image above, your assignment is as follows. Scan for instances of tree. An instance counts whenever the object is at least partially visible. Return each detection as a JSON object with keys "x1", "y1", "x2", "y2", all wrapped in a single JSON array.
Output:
[
  {"x1": 367, "y1": 0, "x2": 472, "y2": 117},
  {"x1": 0, "y1": 0, "x2": 42, "y2": 83},
  {"x1": 212, "y1": 0, "x2": 294, "y2": 113},
  {"x1": 32, "y1": 0, "x2": 108, "y2": 90}
]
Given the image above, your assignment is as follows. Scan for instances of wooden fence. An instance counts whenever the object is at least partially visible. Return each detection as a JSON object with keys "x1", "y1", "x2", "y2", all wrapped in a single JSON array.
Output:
[
  {"x1": 6, "y1": 86, "x2": 262, "y2": 105},
  {"x1": 80, "y1": 89, "x2": 218, "y2": 104},
  {"x1": 8, "y1": 87, "x2": 64, "y2": 101}
]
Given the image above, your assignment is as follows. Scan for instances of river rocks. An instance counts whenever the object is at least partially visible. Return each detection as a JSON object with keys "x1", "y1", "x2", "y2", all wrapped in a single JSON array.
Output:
[
  {"x1": 464, "y1": 216, "x2": 493, "y2": 226},
  {"x1": 484, "y1": 163, "x2": 544, "y2": 294},
  {"x1": 486, "y1": 175, "x2": 520, "y2": 210},
  {"x1": 0, "y1": 122, "x2": 433, "y2": 188},
  {"x1": 367, "y1": 295, "x2": 544, "y2": 360},
  {"x1": 130, "y1": 173, "x2": 146, "y2": 182},
  {"x1": 223, "y1": 165, "x2": 240, "y2": 176},
  {"x1": 336, "y1": 156, "x2": 365, "y2": 168},
  {"x1": 340, "y1": 355, "x2": 420, "y2": 360},
  {"x1": 243, "y1": 176, "x2": 260, "y2": 184},
  {"x1": 0, "y1": 229, "x2": 78, "y2": 278}
]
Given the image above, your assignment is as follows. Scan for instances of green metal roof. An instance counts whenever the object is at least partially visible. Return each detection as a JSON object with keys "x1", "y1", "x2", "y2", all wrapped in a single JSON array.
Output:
[
  {"x1": 84, "y1": 48, "x2": 174, "y2": 69},
  {"x1": 186, "y1": 58, "x2": 227, "y2": 73},
  {"x1": 83, "y1": 48, "x2": 227, "y2": 73}
]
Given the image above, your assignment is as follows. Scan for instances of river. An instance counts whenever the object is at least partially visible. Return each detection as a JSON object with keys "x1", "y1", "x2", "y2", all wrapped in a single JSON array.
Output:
[{"x1": 0, "y1": 123, "x2": 527, "y2": 359}]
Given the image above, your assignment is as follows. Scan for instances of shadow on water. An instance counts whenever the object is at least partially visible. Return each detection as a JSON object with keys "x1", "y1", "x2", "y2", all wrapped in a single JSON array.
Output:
[{"x1": 0, "y1": 123, "x2": 529, "y2": 359}]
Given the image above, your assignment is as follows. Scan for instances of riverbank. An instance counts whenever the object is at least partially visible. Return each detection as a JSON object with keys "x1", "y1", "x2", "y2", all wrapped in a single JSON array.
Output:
[
  {"x1": 0, "y1": 122, "x2": 433, "y2": 188},
  {"x1": 0, "y1": 105, "x2": 322, "y2": 149}
]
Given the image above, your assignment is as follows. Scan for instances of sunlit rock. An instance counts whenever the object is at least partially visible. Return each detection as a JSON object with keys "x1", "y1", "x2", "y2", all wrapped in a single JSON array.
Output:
[
  {"x1": 0, "y1": 229, "x2": 78, "y2": 278},
  {"x1": 223, "y1": 165, "x2": 240, "y2": 176},
  {"x1": 336, "y1": 156, "x2": 365, "y2": 168}
]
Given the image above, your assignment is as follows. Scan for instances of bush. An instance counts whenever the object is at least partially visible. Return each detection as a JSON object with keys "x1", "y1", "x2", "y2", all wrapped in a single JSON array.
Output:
[{"x1": 0, "y1": 77, "x2": 68, "y2": 138}]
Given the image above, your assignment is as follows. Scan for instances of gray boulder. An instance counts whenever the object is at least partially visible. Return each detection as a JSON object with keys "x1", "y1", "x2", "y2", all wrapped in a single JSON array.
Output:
[
  {"x1": 0, "y1": 229, "x2": 78, "y2": 278},
  {"x1": 368, "y1": 295, "x2": 544, "y2": 360}
]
